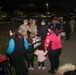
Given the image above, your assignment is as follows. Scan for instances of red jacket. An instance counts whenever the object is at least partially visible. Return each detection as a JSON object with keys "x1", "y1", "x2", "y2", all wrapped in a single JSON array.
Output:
[{"x1": 44, "y1": 31, "x2": 62, "y2": 50}]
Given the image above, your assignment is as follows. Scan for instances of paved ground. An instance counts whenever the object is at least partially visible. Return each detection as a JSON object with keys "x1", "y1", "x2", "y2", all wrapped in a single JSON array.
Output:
[{"x1": 28, "y1": 32, "x2": 76, "y2": 75}]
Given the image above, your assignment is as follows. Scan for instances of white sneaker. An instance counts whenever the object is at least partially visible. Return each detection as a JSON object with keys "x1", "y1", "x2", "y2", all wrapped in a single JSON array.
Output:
[
  {"x1": 30, "y1": 67, "x2": 34, "y2": 70},
  {"x1": 38, "y1": 66, "x2": 41, "y2": 70},
  {"x1": 28, "y1": 68, "x2": 30, "y2": 71},
  {"x1": 42, "y1": 67, "x2": 46, "y2": 70}
]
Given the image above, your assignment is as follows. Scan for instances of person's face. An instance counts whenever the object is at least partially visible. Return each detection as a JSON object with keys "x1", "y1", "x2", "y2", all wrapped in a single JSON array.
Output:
[
  {"x1": 24, "y1": 21, "x2": 28, "y2": 25},
  {"x1": 9, "y1": 30, "x2": 13, "y2": 36},
  {"x1": 41, "y1": 22, "x2": 45, "y2": 25},
  {"x1": 32, "y1": 21, "x2": 36, "y2": 25},
  {"x1": 63, "y1": 21, "x2": 66, "y2": 24}
]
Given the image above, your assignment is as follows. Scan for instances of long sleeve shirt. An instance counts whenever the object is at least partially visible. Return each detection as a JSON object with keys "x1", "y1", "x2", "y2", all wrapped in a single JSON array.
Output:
[
  {"x1": 44, "y1": 31, "x2": 62, "y2": 50},
  {"x1": 6, "y1": 38, "x2": 28, "y2": 54}
]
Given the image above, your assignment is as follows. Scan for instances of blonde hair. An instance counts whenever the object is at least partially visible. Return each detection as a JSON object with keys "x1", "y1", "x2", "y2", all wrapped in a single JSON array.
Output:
[{"x1": 56, "y1": 63, "x2": 76, "y2": 75}]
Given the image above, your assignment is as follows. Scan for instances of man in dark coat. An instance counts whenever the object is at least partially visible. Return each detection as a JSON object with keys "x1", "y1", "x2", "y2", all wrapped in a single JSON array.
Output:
[
  {"x1": 37, "y1": 20, "x2": 48, "y2": 48},
  {"x1": 63, "y1": 20, "x2": 71, "y2": 40}
]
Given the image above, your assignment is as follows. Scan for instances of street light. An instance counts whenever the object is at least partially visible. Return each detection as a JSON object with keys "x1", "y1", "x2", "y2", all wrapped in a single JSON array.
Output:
[{"x1": 46, "y1": 3, "x2": 49, "y2": 12}]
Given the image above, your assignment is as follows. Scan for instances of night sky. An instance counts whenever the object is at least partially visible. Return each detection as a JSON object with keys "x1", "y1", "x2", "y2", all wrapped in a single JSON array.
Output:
[{"x1": 0, "y1": 0, "x2": 76, "y2": 12}]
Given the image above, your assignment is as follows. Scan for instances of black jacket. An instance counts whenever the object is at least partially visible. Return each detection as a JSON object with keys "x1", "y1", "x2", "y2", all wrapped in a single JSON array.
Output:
[
  {"x1": 9, "y1": 38, "x2": 26, "y2": 60},
  {"x1": 38, "y1": 25, "x2": 48, "y2": 41},
  {"x1": 26, "y1": 44, "x2": 34, "y2": 61}
]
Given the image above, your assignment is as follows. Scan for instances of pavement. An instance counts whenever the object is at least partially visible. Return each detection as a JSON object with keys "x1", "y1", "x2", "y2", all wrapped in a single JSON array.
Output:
[{"x1": 28, "y1": 32, "x2": 76, "y2": 75}]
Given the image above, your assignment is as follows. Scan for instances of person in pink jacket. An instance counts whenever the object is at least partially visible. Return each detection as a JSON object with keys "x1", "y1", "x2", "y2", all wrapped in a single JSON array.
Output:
[
  {"x1": 44, "y1": 25, "x2": 62, "y2": 74},
  {"x1": 34, "y1": 45, "x2": 48, "y2": 70}
]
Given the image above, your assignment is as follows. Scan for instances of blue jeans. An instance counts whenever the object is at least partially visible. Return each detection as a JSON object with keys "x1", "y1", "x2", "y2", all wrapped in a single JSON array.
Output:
[{"x1": 38, "y1": 61, "x2": 44, "y2": 67}]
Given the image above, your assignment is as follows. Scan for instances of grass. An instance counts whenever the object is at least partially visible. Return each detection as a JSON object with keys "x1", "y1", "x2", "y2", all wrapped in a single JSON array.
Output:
[
  {"x1": 61, "y1": 36, "x2": 66, "y2": 42},
  {"x1": 0, "y1": 22, "x2": 22, "y2": 54},
  {"x1": 0, "y1": 31, "x2": 9, "y2": 54}
]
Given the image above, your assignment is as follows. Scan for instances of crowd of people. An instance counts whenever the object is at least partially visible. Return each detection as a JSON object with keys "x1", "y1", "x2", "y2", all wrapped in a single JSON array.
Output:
[{"x1": 6, "y1": 16, "x2": 76, "y2": 75}]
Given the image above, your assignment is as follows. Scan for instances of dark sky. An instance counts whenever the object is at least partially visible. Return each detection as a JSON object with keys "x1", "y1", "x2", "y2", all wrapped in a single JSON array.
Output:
[{"x1": 0, "y1": 0, "x2": 76, "y2": 12}]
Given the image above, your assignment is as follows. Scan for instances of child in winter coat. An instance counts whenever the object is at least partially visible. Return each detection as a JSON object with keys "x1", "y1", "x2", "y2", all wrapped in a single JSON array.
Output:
[
  {"x1": 26, "y1": 31, "x2": 34, "y2": 71},
  {"x1": 34, "y1": 45, "x2": 48, "y2": 70}
]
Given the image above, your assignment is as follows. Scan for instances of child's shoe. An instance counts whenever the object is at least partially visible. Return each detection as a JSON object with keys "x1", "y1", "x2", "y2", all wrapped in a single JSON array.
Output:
[
  {"x1": 28, "y1": 68, "x2": 30, "y2": 71},
  {"x1": 42, "y1": 67, "x2": 46, "y2": 70},
  {"x1": 30, "y1": 67, "x2": 34, "y2": 70},
  {"x1": 38, "y1": 66, "x2": 41, "y2": 70}
]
